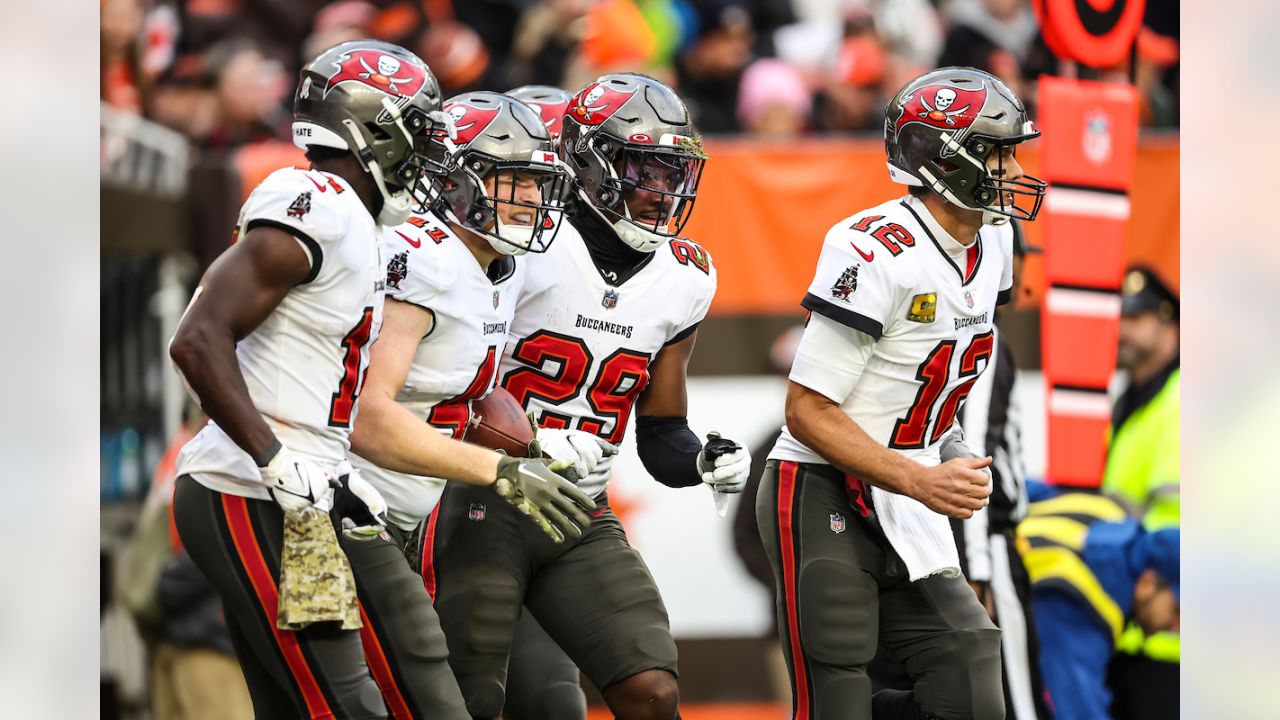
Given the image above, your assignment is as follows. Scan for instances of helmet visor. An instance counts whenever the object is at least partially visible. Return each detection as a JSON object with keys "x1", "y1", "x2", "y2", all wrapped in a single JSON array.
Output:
[{"x1": 609, "y1": 146, "x2": 704, "y2": 237}]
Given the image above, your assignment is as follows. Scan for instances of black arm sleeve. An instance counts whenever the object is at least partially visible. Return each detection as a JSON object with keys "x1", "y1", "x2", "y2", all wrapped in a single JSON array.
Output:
[{"x1": 635, "y1": 415, "x2": 703, "y2": 488}]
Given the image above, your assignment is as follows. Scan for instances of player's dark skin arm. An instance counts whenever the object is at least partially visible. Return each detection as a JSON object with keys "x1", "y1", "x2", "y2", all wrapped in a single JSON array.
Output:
[
  {"x1": 635, "y1": 331, "x2": 696, "y2": 418},
  {"x1": 168, "y1": 227, "x2": 313, "y2": 462},
  {"x1": 784, "y1": 381, "x2": 991, "y2": 519},
  {"x1": 169, "y1": 155, "x2": 380, "y2": 463}
]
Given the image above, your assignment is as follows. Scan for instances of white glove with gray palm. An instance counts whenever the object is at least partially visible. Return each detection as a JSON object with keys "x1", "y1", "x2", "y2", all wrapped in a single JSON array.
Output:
[{"x1": 534, "y1": 428, "x2": 619, "y2": 483}]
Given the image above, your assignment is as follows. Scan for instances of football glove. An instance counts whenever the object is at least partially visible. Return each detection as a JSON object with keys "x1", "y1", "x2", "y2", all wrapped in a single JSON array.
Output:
[
  {"x1": 493, "y1": 456, "x2": 598, "y2": 544},
  {"x1": 696, "y1": 432, "x2": 751, "y2": 494},
  {"x1": 939, "y1": 423, "x2": 992, "y2": 506},
  {"x1": 533, "y1": 428, "x2": 618, "y2": 483},
  {"x1": 331, "y1": 460, "x2": 389, "y2": 541},
  {"x1": 260, "y1": 444, "x2": 335, "y2": 515}
]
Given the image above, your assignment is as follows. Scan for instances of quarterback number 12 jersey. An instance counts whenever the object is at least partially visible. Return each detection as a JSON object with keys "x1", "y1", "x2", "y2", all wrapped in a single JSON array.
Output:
[{"x1": 772, "y1": 194, "x2": 1014, "y2": 465}]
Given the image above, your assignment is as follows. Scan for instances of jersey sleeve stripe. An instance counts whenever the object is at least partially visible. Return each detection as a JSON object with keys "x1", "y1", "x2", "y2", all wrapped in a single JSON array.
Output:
[
  {"x1": 997, "y1": 288, "x2": 1013, "y2": 306},
  {"x1": 665, "y1": 321, "x2": 700, "y2": 347},
  {"x1": 247, "y1": 219, "x2": 324, "y2": 285},
  {"x1": 801, "y1": 293, "x2": 884, "y2": 339}
]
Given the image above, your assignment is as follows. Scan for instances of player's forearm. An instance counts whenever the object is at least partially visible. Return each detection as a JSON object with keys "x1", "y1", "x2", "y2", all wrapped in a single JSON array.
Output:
[
  {"x1": 169, "y1": 322, "x2": 278, "y2": 463},
  {"x1": 349, "y1": 396, "x2": 500, "y2": 486},
  {"x1": 785, "y1": 389, "x2": 920, "y2": 497}
]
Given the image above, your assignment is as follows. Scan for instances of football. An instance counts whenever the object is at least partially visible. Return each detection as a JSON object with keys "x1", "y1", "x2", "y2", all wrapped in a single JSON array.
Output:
[{"x1": 464, "y1": 387, "x2": 535, "y2": 458}]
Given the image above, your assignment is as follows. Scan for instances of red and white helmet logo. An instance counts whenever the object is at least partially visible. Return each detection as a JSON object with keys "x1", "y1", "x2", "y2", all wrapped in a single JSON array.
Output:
[
  {"x1": 445, "y1": 101, "x2": 502, "y2": 144},
  {"x1": 568, "y1": 82, "x2": 636, "y2": 126},
  {"x1": 894, "y1": 84, "x2": 987, "y2": 134},
  {"x1": 525, "y1": 101, "x2": 569, "y2": 139},
  {"x1": 326, "y1": 49, "x2": 429, "y2": 98}
]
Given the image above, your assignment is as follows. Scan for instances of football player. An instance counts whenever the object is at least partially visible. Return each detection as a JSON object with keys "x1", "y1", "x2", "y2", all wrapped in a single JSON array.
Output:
[
  {"x1": 169, "y1": 41, "x2": 591, "y2": 719},
  {"x1": 421, "y1": 73, "x2": 751, "y2": 720},
  {"x1": 345, "y1": 91, "x2": 592, "y2": 719},
  {"x1": 756, "y1": 67, "x2": 1047, "y2": 720}
]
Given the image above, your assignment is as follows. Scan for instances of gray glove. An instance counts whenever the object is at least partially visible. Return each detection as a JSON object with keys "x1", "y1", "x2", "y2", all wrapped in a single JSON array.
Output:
[
  {"x1": 493, "y1": 456, "x2": 598, "y2": 543},
  {"x1": 939, "y1": 423, "x2": 993, "y2": 502}
]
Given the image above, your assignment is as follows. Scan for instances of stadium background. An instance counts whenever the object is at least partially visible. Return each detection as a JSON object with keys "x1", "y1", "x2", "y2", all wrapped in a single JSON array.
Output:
[{"x1": 100, "y1": 0, "x2": 1179, "y2": 717}]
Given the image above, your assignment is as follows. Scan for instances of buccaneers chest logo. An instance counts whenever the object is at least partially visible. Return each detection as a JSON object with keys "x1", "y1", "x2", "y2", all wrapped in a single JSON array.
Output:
[
  {"x1": 325, "y1": 49, "x2": 429, "y2": 98},
  {"x1": 893, "y1": 84, "x2": 987, "y2": 136},
  {"x1": 567, "y1": 82, "x2": 636, "y2": 126}
]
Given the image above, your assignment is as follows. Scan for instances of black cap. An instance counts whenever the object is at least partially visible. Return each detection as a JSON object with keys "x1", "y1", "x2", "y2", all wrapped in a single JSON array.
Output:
[
  {"x1": 1121, "y1": 267, "x2": 1178, "y2": 322},
  {"x1": 1010, "y1": 220, "x2": 1041, "y2": 256}
]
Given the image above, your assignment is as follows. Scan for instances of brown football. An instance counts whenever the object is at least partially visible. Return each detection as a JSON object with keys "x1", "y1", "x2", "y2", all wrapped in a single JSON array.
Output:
[{"x1": 464, "y1": 387, "x2": 534, "y2": 458}]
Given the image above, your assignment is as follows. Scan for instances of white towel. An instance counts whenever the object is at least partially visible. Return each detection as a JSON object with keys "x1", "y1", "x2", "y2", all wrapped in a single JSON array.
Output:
[{"x1": 870, "y1": 486, "x2": 961, "y2": 581}]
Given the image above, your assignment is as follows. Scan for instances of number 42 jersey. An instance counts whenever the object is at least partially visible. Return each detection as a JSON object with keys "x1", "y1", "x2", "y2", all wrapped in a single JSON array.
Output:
[
  {"x1": 176, "y1": 167, "x2": 385, "y2": 500},
  {"x1": 499, "y1": 222, "x2": 717, "y2": 498},
  {"x1": 771, "y1": 193, "x2": 1015, "y2": 466}
]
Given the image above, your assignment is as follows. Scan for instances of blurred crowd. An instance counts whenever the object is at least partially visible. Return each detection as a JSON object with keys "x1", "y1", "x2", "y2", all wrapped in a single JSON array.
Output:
[{"x1": 102, "y1": 0, "x2": 1180, "y2": 151}]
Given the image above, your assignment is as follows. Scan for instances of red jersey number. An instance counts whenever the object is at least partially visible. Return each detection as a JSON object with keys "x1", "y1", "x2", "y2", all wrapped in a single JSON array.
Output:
[{"x1": 502, "y1": 331, "x2": 652, "y2": 444}]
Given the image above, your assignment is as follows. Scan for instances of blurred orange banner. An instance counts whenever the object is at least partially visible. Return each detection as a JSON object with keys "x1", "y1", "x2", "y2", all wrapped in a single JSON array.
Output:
[{"x1": 685, "y1": 136, "x2": 1178, "y2": 316}]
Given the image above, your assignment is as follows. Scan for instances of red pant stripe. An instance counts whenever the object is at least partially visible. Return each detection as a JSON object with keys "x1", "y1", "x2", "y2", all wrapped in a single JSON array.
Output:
[
  {"x1": 358, "y1": 604, "x2": 414, "y2": 719},
  {"x1": 777, "y1": 461, "x2": 811, "y2": 720},
  {"x1": 222, "y1": 496, "x2": 334, "y2": 719}
]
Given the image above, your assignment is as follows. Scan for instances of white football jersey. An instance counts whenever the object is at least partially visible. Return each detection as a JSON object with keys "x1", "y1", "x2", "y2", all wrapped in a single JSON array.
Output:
[
  {"x1": 352, "y1": 213, "x2": 523, "y2": 531},
  {"x1": 771, "y1": 194, "x2": 1014, "y2": 465},
  {"x1": 500, "y1": 221, "x2": 717, "y2": 497},
  {"x1": 177, "y1": 167, "x2": 385, "y2": 499}
]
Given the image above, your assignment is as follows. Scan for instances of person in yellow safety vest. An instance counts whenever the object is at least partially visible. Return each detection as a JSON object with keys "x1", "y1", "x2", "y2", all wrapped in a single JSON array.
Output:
[
  {"x1": 1104, "y1": 267, "x2": 1180, "y2": 720},
  {"x1": 1017, "y1": 488, "x2": 1179, "y2": 720}
]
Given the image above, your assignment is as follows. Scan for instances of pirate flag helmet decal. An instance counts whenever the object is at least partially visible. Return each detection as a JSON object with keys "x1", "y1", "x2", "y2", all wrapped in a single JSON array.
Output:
[
  {"x1": 293, "y1": 39, "x2": 454, "y2": 226},
  {"x1": 506, "y1": 85, "x2": 574, "y2": 147},
  {"x1": 559, "y1": 73, "x2": 707, "y2": 253},
  {"x1": 884, "y1": 67, "x2": 1046, "y2": 225}
]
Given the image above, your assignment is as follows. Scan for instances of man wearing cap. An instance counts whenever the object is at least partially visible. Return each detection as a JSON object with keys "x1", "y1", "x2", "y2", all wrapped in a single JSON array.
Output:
[
  {"x1": 1018, "y1": 487, "x2": 1180, "y2": 720},
  {"x1": 1104, "y1": 267, "x2": 1180, "y2": 719}
]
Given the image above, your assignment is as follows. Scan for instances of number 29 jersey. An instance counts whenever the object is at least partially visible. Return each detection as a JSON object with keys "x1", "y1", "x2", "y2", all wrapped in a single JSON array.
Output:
[
  {"x1": 351, "y1": 213, "x2": 523, "y2": 532},
  {"x1": 771, "y1": 194, "x2": 1014, "y2": 466},
  {"x1": 499, "y1": 221, "x2": 717, "y2": 497},
  {"x1": 176, "y1": 167, "x2": 385, "y2": 500}
]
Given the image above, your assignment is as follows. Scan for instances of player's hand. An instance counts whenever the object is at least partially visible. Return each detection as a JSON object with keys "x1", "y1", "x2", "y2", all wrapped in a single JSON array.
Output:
[
  {"x1": 331, "y1": 460, "x2": 389, "y2": 541},
  {"x1": 533, "y1": 428, "x2": 618, "y2": 483},
  {"x1": 697, "y1": 432, "x2": 751, "y2": 494},
  {"x1": 260, "y1": 444, "x2": 335, "y2": 515},
  {"x1": 939, "y1": 424, "x2": 993, "y2": 485},
  {"x1": 493, "y1": 456, "x2": 598, "y2": 543},
  {"x1": 910, "y1": 457, "x2": 993, "y2": 519}
]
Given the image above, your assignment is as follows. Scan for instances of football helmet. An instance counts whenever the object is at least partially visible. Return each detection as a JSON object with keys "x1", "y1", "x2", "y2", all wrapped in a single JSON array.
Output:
[
  {"x1": 292, "y1": 40, "x2": 452, "y2": 226},
  {"x1": 507, "y1": 85, "x2": 573, "y2": 146},
  {"x1": 884, "y1": 67, "x2": 1046, "y2": 225},
  {"x1": 433, "y1": 92, "x2": 569, "y2": 256},
  {"x1": 560, "y1": 73, "x2": 707, "y2": 253}
]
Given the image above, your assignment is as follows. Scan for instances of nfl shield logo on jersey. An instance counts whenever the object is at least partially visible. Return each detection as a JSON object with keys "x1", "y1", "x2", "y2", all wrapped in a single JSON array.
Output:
[
  {"x1": 602, "y1": 289, "x2": 619, "y2": 309},
  {"x1": 468, "y1": 503, "x2": 487, "y2": 522},
  {"x1": 964, "y1": 290, "x2": 974, "y2": 308},
  {"x1": 493, "y1": 290, "x2": 500, "y2": 309},
  {"x1": 830, "y1": 513, "x2": 846, "y2": 534}
]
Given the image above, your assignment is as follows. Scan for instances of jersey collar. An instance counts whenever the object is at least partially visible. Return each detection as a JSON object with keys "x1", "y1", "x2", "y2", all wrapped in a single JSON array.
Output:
[{"x1": 901, "y1": 196, "x2": 984, "y2": 287}]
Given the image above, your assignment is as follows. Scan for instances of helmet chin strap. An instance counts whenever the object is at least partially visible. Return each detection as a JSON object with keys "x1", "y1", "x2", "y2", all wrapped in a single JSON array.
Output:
[
  {"x1": 611, "y1": 218, "x2": 665, "y2": 253},
  {"x1": 342, "y1": 117, "x2": 413, "y2": 226}
]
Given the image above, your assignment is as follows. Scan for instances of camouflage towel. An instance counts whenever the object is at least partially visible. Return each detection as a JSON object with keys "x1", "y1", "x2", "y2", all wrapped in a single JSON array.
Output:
[{"x1": 278, "y1": 509, "x2": 362, "y2": 631}]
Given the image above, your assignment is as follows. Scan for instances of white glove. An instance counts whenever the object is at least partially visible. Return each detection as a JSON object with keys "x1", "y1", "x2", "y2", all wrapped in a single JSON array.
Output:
[
  {"x1": 332, "y1": 460, "x2": 389, "y2": 541},
  {"x1": 696, "y1": 432, "x2": 751, "y2": 494},
  {"x1": 260, "y1": 444, "x2": 335, "y2": 514},
  {"x1": 534, "y1": 428, "x2": 618, "y2": 483}
]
